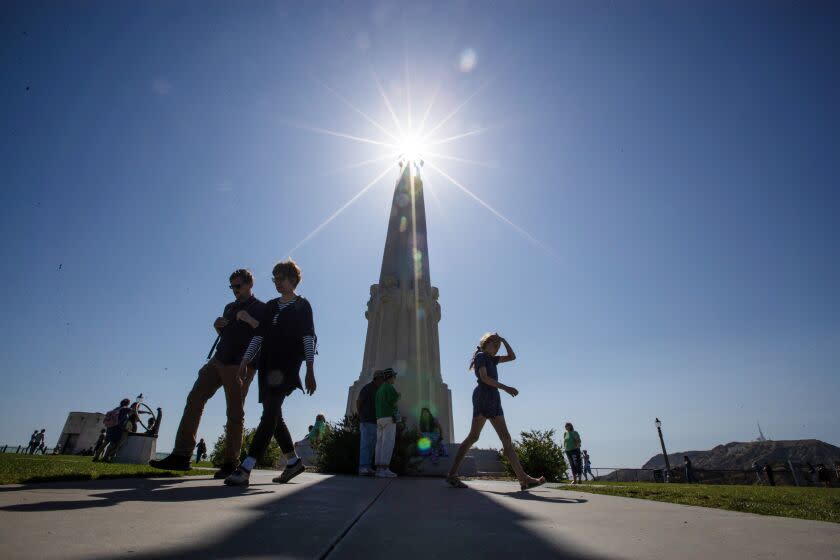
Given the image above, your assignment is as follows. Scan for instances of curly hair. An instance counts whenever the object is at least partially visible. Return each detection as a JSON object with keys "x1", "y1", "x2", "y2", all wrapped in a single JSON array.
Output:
[
  {"x1": 229, "y1": 268, "x2": 254, "y2": 285},
  {"x1": 272, "y1": 259, "x2": 302, "y2": 287}
]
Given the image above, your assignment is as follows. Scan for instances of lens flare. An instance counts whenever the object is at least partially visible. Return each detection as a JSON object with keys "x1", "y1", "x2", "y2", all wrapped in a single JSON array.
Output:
[{"x1": 417, "y1": 437, "x2": 432, "y2": 453}]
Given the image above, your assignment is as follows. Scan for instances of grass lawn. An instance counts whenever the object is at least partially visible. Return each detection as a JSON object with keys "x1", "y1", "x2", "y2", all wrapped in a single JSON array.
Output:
[
  {"x1": 553, "y1": 481, "x2": 840, "y2": 524},
  {"x1": 0, "y1": 453, "x2": 212, "y2": 485}
]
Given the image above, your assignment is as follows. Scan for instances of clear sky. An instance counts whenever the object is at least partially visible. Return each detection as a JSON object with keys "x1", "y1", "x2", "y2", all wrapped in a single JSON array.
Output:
[{"x1": 1, "y1": 1, "x2": 838, "y2": 468}]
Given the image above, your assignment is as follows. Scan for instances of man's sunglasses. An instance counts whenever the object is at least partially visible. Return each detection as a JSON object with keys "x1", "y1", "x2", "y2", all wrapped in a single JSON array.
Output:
[{"x1": 229, "y1": 284, "x2": 243, "y2": 290}]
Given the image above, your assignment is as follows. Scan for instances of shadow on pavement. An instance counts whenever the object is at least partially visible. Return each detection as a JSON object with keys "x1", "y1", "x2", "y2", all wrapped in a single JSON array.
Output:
[
  {"x1": 0, "y1": 477, "x2": 274, "y2": 512},
  {"x1": 2, "y1": 475, "x2": 596, "y2": 559},
  {"x1": 481, "y1": 488, "x2": 589, "y2": 503}
]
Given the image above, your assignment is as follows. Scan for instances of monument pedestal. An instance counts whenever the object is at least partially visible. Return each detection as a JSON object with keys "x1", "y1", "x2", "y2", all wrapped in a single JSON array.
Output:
[{"x1": 113, "y1": 433, "x2": 156, "y2": 465}]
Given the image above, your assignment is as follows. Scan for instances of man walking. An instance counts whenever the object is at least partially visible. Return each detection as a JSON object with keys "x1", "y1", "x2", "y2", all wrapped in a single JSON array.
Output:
[
  {"x1": 151, "y1": 269, "x2": 265, "y2": 479},
  {"x1": 356, "y1": 370, "x2": 385, "y2": 476},
  {"x1": 92, "y1": 429, "x2": 107, "y2": 461},
  {"x1": 684, "y1": 455, "x2": 695, "y2": 483},
  {"x1": 195, "y1": 438, "x2": 207, "y2": 465}
]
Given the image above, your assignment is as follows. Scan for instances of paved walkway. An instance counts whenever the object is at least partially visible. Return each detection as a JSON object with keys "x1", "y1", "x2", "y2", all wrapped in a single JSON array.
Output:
[{"x1": 1, "y1": 472, "x2": 838, "y2": 559}]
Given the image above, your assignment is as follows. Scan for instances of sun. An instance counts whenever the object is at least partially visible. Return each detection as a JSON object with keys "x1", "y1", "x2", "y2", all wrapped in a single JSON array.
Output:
[
  {"x1": 397, "y1": 133, "x2": 425, "y2": 164},
  {"x1": 285, "y1": 69, "x2": 558, "y2": 260}
]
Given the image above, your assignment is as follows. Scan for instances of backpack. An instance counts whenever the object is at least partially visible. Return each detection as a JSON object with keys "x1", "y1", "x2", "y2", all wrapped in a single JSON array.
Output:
[{"x1": 103, "y1": 407, "x2": 121, "y2": 429}]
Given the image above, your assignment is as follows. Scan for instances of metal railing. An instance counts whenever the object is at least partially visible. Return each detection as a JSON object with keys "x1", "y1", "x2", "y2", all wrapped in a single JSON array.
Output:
[{"x1": 579, "y1": 464, "x2": 839, "y2": 487}]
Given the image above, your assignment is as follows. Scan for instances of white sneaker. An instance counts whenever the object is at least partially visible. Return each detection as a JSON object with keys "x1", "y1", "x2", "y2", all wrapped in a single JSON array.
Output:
[
  {"x1": 375, "y1": 468, "x2": 398, "y2": 478},
  {"x1": 358, "y1": 466, "x2": 375, "y2": 476},
  {"x1": 224, "y1": 467, "x2": 251, "y2": 486}
]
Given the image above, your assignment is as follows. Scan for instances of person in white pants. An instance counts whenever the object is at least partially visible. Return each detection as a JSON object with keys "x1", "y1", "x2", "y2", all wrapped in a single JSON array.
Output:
[{"x1": 374, "y1": 368, "x2": 400, "y2": 478}]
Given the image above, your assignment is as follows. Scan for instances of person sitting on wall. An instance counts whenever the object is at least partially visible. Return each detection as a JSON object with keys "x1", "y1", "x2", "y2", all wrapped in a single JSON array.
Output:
[
  {"x1": 417, "y1": 407, "x2": 447, "y2": 463},
  {"x1": 307, "y1": 414, "x2": 327, "y2": 446}
]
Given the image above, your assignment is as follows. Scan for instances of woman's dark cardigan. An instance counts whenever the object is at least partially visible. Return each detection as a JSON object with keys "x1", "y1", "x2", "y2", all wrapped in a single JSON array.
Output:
[{"x1": 253, "y1": 296, "x2": 316, "y2": 401}]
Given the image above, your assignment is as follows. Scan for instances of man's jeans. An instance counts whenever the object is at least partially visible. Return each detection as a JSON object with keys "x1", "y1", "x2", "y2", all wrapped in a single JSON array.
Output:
[
  {"x1": 359, "y1": 422, "x2": 377, "y2": 469},
  {"x1": 173, "y1": 359, "x2": 254, "y2": 464}
]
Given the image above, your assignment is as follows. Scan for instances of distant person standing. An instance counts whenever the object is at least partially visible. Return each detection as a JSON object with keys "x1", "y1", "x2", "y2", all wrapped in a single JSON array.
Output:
[
  {"x1": 752, "y1": 461, "x2": 763, "y2": 484},
  {"x1": 684, "y1": 455, "x2": 695, "y2": 483},
  {"x1": 195, "y1": 439, "x2": 207, "y2": 464},
  {"x1": 582, "y1": 450, "x2": 595, "y2": 481},
  {"x1": 27, "y1": 430, "x2": 39, "y2": 454},
  {"x1": 564, "y1": 423, "x2": 582, "y2": 484},
  {"x1": 817, "y1": 464, "x2": 831, "y2": 488},
  {"x1": 92, "y1": 429, "x2": 107, "y2": 461},
  {"x1": 447, "y1": 333, "x2": 546, "y2": 491},
  {"x1": 374, "y1": 368, "x2": 400, "y2": 478},
  {"x1": 764, "y1": 463, "x2": 776, "y2": 486},
  {"x1": 151, "y1": 269, "x2": 265, "y2": 479},
  {"x1": 356, "y1": 370, "x2": 385, "y2": 476}
]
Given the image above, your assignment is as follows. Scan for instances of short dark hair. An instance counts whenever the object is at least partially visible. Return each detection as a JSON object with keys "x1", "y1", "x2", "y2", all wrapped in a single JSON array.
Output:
[
  {"x1": 120, "y1": 398, "x2": 130, "y2": 407},
  {"x1": 230, "y1": 269, "x2": 254, "y2": 285},
  {"x1": 273, "y1": 259, "x2": 302, "y2": 287}
]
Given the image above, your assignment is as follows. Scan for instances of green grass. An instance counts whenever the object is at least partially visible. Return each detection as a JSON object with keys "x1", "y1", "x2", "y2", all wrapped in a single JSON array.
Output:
[
  {"x1": 553, "y1": 481, "x2": 840, "y2": 523},
  {"x1": 0, "y1": 453, "x2": 212, "y2": 485}
]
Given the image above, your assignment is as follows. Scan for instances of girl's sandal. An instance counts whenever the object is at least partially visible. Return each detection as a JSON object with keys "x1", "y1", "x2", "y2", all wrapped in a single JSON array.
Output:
[
  {"x1": 520, "y1": 477, "x2": 546, "y2": 491},
  {"x1": 446, "y1": 475, "x2": 468, "y2": 488}
]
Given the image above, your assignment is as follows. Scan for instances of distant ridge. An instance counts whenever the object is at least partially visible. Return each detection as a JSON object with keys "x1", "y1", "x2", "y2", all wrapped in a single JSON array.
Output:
[{"x1": 643, "y1": 439, "x2": 840, "y2": 470}]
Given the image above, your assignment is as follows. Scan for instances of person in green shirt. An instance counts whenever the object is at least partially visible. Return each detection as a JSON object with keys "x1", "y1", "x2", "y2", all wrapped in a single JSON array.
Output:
[
  {"x1": 374, "y1": 368, "x2": 400, "y2": 478},
  {"x1": 563, "y1": 422, "x2": 582, "y2": 484}
]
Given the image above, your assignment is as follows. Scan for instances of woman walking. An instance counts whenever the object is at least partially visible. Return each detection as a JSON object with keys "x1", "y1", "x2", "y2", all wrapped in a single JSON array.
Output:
[
  {"x1": 564, "y1": 423, "x2": 582, "y2": 484},
  {"x1": 446, "y1": 333, "x2": 545, "y2": 491},
  {"x1": 225, "y1": 259, "x2": 317, "y2": 486}
]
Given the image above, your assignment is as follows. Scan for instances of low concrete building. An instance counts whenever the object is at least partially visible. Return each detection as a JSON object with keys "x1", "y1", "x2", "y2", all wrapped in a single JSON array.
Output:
[{"x1": 57, "y1": 412, "x2": 105, "y2": 454}]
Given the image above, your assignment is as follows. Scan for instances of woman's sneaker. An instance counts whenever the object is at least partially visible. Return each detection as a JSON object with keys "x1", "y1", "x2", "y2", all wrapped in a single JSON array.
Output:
[
  {"x1": 272, "y1": 459, "x2": 305, "y2": 483},
  {"x1": 224, "y1": 467, "x2": 251, "y2": 487},
  {"x1": 358, "y1": 466, "x2": 375, "y2": 476},
  {"x1": 375, "y1": 468, "x2": 398, "y2": 478}
]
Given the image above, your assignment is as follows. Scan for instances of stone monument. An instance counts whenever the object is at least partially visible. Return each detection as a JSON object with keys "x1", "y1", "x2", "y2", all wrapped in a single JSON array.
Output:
[{"x1": 345, "y1": 161, "x2": 454, "y2": 442}]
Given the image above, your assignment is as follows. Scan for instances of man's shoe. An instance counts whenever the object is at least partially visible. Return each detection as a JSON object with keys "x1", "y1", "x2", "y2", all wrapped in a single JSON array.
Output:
[
  {"x1": 213, "y1": 463, "x2": 238, "y2": 479},
  {"x1": 272, "y1": 459, "x2": 306, "y2": 484},
  {"x1": 375, "y1": 468, "x2": 398, "y2": 478},
  {"x1": 149, "y1": 454, "x2": 191, "y2": 471},
  {"x1": 224, "y1": 467, "x2": 250, "y2": 487},
  {"x1": 358, "y1": 466, "x2": 375, "y2": 476}
]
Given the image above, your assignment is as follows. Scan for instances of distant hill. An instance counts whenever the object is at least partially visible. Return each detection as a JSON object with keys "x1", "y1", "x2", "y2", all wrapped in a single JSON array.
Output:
[{"x1": 643, "y1": 439, "x2": 840, "y2": 470}]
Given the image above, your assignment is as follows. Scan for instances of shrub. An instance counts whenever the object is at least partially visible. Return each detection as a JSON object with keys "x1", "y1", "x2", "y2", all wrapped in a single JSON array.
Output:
[
  {"x1": 314, "y1": 414, "x2": 360, "y2": 474},
  {"x1": 500, "y1": 429, "x2": 568, "y2": 482},
  {"x1": 210, "y1": 427, "x2": 281, "y2": 469},
  {"x1": 315, "y1": 414, "x2": 420, "y2": 475}
]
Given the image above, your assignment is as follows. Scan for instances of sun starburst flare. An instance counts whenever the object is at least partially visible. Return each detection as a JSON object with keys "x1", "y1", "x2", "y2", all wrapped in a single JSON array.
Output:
[{"x1": 285, "y1": 67, "x2": 556, "y2": 260}]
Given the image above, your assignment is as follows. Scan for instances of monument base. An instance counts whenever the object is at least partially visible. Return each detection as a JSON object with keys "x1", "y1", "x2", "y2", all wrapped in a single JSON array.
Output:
[
  {"x1": 405, "y1": 444, "x2": 505, "y2": 477},
  {"x1": 113, "y1": 433, "x2": 157, "y2": 465}
]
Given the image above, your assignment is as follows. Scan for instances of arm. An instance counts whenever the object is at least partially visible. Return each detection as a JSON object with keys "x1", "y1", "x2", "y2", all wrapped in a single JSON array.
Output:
[
  {"x1": 238, "y1": 304, "x2": 270, "y2": 377},
  {"x1": 214, "y1": 304, "x2": 231, "y2": 335},
  {"x1": 496, "y1": 335, "x2": 516, "y2": 363},
  {"x1": 301, "y1": 300, "x2": 317, "y2": 395},
  {"x1": 478, "y1": 367, "x2": 518, "y2": 396}
]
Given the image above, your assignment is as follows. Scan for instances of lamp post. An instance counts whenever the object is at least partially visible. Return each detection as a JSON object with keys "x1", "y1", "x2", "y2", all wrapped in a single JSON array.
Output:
[{"x1": 655, "y1": 417, "x2": 671, "y2": 482}]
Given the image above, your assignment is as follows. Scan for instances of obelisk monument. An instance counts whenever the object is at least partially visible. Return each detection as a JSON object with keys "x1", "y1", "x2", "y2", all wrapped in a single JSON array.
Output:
[{"x1": 345, "y1": 160, "x2": 454, "y2": 442}]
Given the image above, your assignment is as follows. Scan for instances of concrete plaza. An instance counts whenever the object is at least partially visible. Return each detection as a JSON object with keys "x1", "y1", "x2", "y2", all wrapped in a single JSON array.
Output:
[{"x1": 1, "y1": 471, "x2": 838, "y2": 559}]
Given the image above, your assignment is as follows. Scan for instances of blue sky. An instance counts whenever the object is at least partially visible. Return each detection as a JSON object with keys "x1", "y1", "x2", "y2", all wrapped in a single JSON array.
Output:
[{"x1": 1, "y1": 1, "x2": 838, "y2": 467}]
